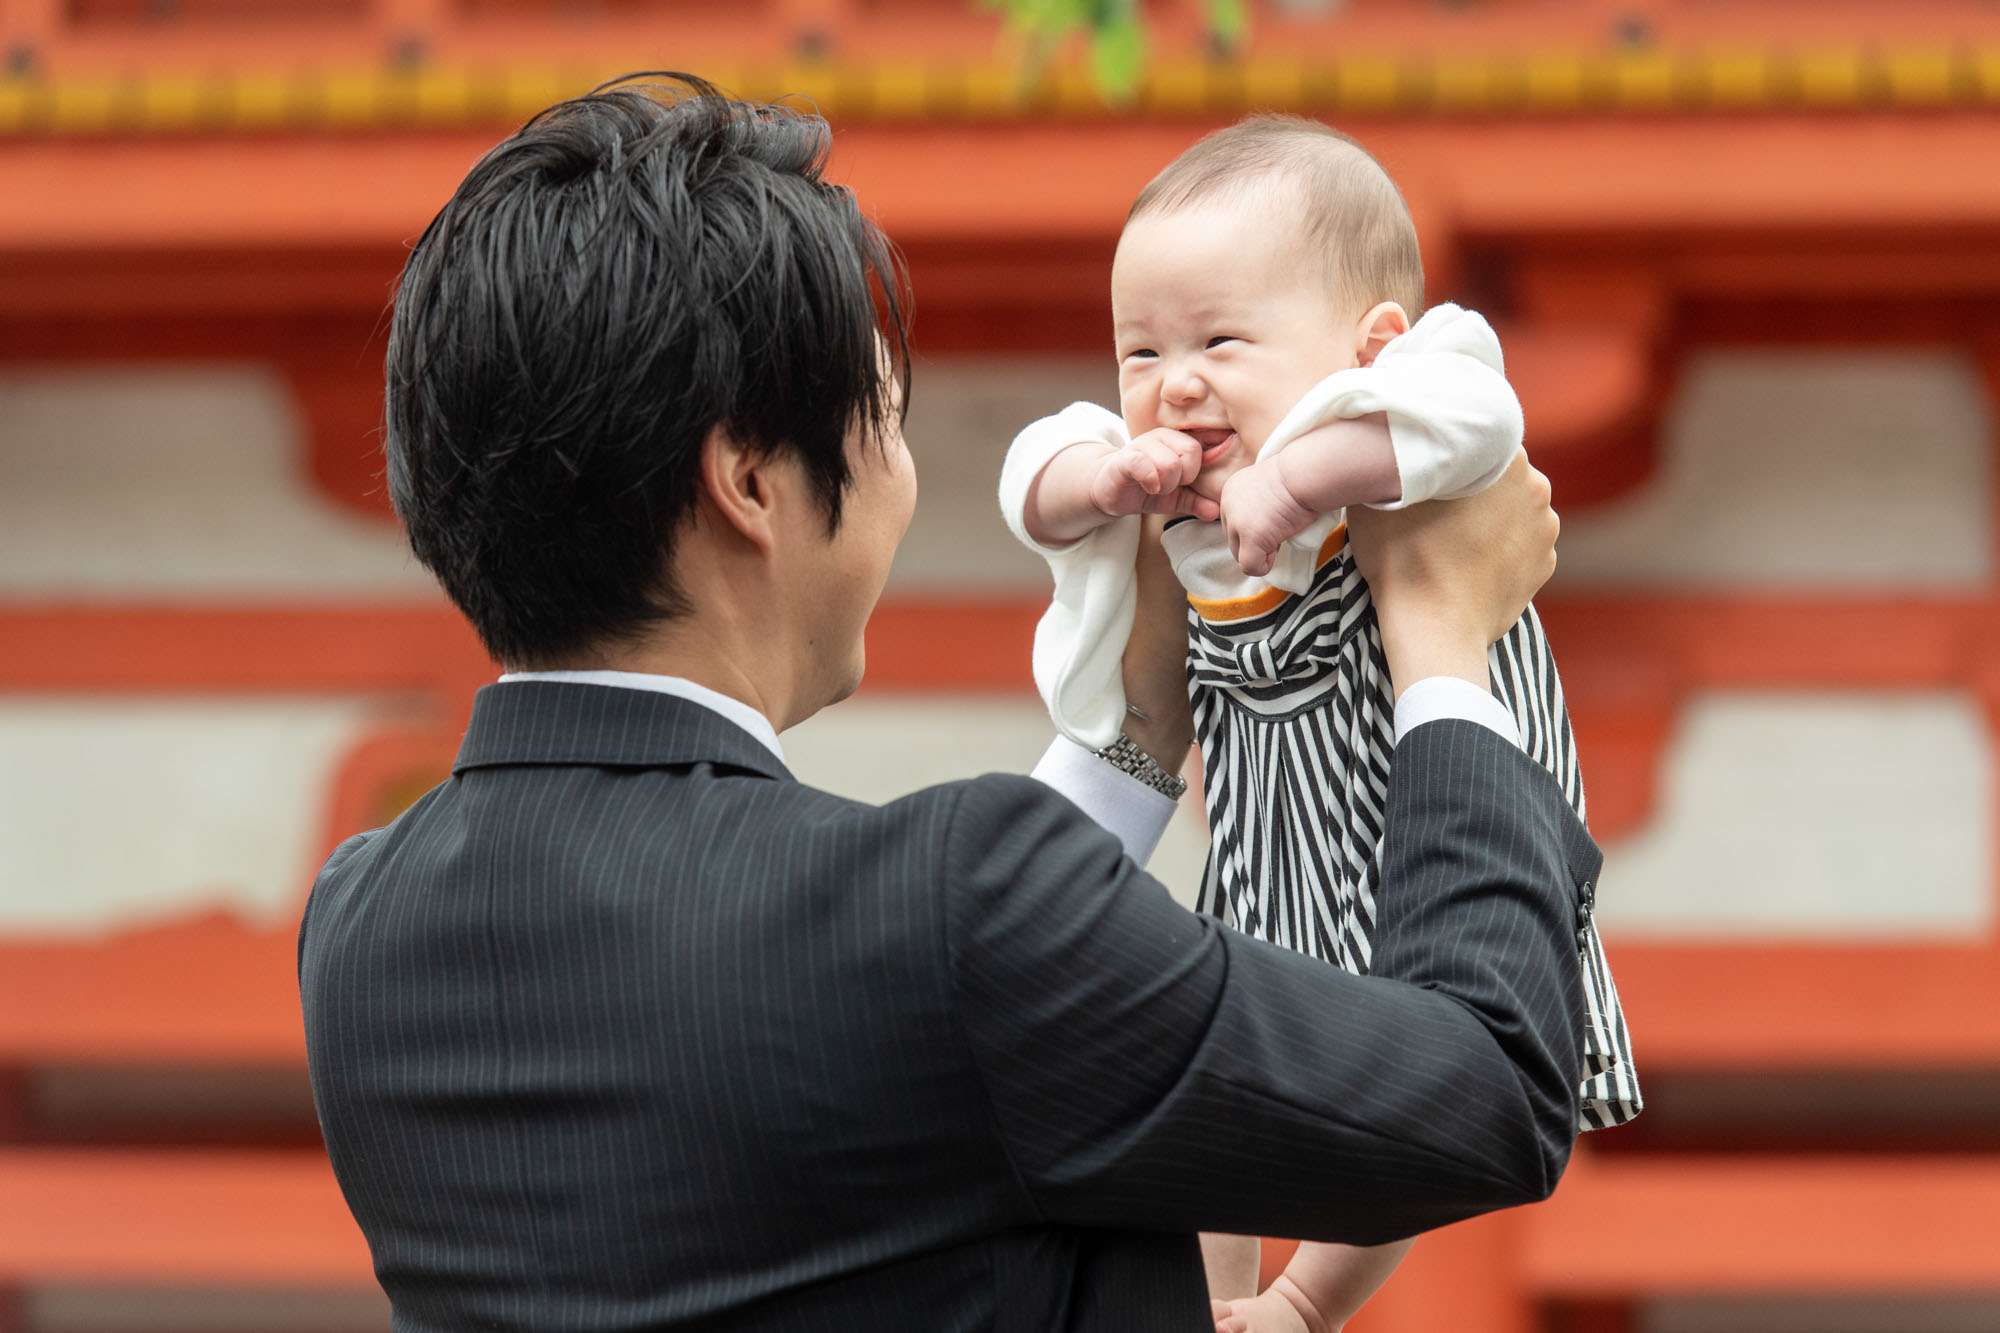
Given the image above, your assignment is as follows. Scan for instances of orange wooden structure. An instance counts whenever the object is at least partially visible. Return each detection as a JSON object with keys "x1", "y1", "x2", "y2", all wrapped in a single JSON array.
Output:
[{"x1": 4, "y1": 0, "x2": 2000, "y2": 1328}]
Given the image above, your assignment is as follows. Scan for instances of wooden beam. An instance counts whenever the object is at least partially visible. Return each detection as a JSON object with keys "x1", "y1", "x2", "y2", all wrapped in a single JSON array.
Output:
[
  {"x1": 1612, "y1": 945, "x2": 2000, "y2": 1068},
  {"x1": 0, "y1": 1148, "x2": 371, "y2": 1284},
  {"x1": 10, "y1": 115, "x2": 2000, "y2": 252},
  {"x1": 0, "y1": 917, "x2": 308, "y2": 1065},
  {"x1": 1525, "y1": 1152, "x2": 2000, "y2": 1293},
  {"x1": 0, "y1": 606, "x2": 487, "y2": 695}
]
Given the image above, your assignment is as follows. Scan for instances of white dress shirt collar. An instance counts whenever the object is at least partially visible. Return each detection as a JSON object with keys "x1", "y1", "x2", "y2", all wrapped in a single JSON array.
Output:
[{"x1": 496, "y1": 669, "x2": 786, "y2": 762}]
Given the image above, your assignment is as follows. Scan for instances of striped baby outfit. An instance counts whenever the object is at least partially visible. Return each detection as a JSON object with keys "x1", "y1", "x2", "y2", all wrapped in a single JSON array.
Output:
[
  {"x1": 1167, "y1": 516, "x2": 1642, "y2": 1130},
  {"x1": 998, "y1": 306, "x2": 1642, "y2": 1131}
]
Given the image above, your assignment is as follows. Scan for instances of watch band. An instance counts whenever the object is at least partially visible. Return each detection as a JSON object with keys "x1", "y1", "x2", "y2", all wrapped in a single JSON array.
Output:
[{"x1": 1092, "y1": 732, "x2": 1189, "y2": 800}]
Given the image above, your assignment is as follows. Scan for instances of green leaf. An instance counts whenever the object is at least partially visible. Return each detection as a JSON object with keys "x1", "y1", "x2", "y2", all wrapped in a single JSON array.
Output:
[
  {"x1": 1207, "y1": 0, "x2": 1249, "y2": 50},
  {"x1": 1091, "y1": 10, "x2": 1145, "y2": 101},
  {"x1": 983, "y1": 0, "x2": 1159, "y2": 101}
]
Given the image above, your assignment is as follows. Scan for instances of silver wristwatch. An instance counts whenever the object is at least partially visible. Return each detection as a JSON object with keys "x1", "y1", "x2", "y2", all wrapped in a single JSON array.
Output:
[{"x1": 1093, "y1": 732, "x2": 1189, "y2": 800}]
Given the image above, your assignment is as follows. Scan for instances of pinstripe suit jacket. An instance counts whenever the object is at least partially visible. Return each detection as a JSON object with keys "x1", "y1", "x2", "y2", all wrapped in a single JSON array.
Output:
[{"x1": 299, "y1": 681, "x2": 1600, "y2": 1332}]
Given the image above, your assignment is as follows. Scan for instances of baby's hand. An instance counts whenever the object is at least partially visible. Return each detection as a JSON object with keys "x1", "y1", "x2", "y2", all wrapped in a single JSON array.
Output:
[
  {"x1": 1089, "y1": 429, "x2": 1220, "y2": 522},
  {"x1": 1221, "y1": 461, "x2": 1318, "y2": 578},
  {"x1": 1210, "y1": 1288, "x2": 1329, "y2": 1333}
]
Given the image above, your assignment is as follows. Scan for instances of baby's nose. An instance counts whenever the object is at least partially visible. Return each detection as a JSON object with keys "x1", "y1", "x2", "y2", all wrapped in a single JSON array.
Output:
[{"x1": 1162, "y1": 364, "x2": 1208, "y2": 403}]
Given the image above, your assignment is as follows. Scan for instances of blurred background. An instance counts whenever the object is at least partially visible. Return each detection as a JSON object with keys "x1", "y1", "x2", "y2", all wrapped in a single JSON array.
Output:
[{"x1": 4, "y1": 0, "x2": 2000, "y2": 1330}]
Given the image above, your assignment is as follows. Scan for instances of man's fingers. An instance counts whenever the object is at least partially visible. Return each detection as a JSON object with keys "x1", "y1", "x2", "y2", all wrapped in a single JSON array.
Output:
[
  {"x1": 1520, "y1": 456, "x2": 1558, "y2": 581},
  {"x1": 1544, "y1": 467, "x2": 1560, "y2": 570},
  {"x1": 1348, "y1": 446, "x2": 1563, "y2": 674}
]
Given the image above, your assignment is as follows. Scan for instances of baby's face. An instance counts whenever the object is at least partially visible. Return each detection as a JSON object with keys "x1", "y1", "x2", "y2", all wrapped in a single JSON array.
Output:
[{"x1": 1113, "y1": 197, "x2": 1362, "y2": 493}]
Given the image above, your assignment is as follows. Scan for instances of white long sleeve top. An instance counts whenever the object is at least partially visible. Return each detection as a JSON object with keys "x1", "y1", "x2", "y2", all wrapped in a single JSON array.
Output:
[{"x1": 997, "y1": 303, "x2": 1524, "y2": 750}]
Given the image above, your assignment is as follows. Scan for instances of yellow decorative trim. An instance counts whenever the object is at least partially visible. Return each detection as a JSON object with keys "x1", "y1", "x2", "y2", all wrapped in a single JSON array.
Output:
[
  {"x1": 1795, "y1": 48, "x2": 1865, "y2": 107},
  {"x1": 1884, "y1": 48, "x2": 1958, "y2": 105},
  {"x1": 5, "y1": 44, "x2": 2000, "y2": 136},
  {"x1": 1608, "y1": 51, "x2": 1678, "y2": 109}
]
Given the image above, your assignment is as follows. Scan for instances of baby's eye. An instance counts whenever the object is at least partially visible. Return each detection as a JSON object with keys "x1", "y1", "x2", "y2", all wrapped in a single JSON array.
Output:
[
  {"x1": 1122, "y1": 347, "x2": 1158, "y2": 361},
  {"x1": 1206, "y1": 336, "x2": 1238, "y2": 349}
]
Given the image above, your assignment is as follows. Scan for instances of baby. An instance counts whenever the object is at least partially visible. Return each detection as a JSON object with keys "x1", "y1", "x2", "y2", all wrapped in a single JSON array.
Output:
[{"x1": 999, "y1": 117, "x2": 1642, "y2": 1333}]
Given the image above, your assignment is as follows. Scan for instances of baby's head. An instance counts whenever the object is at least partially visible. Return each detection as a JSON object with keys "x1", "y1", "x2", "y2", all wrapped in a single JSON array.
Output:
[{"x1": 1112, "y1": 115, "x2": 1423, "y2": 488}]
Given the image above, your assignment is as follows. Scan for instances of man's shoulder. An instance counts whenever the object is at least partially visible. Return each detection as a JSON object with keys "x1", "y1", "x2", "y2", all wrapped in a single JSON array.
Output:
[
  {"x1": 781, "y1": 771, "x2": 1125, "y2": 920},
  {"x1": 306, "y1": 766, "x2": 1088, "y2": 896},
  {"x1": 880, "y1": 770, "x2": 1105, "y2": 841},
  {"x1": 822, "y1": 771, "x2": 1092, "y2": 859},
  {"x1": 317, "y1": 827, "x2": 384, "y2": 885}
]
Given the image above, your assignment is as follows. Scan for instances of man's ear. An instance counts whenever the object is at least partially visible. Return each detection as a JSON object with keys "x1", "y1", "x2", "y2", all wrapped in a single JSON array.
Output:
[
  {"x1": 696, "y1": 426, "x2": 777, "y2": 554},
  {"x1": 1354, "y1": 302, "x2": 1411, "y2": 367}
]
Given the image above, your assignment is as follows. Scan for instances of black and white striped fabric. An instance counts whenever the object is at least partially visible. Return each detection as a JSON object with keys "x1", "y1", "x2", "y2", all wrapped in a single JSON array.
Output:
[{"x1": 1188, "y1": 540, "x2": 1643, "y2": 1131}]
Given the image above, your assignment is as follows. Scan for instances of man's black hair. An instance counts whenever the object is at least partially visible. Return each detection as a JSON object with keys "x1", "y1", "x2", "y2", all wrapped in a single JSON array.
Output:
[{"x1": 385, "y1": 72, "x2": 910, "y2": 667}]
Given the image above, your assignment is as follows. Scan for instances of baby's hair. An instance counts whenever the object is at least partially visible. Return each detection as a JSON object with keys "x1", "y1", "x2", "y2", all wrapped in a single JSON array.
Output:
[{"x1": 1128, "y1": 114, "x2": 1424, "y2": 319}]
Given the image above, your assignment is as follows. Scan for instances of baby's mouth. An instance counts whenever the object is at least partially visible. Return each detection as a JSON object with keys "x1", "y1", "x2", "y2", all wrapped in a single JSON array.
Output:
[{"x1": 1185, "y1": 427, "x2": 1237, "y2": 465}]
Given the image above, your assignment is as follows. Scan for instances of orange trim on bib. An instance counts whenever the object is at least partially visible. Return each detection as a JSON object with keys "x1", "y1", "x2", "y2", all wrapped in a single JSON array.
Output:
[{"x1": 1187, "y1": 523, "x2": 1349, "y2": 624}]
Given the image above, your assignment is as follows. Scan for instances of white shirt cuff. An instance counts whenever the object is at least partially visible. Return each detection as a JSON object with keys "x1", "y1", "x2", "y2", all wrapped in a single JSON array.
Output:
[
  {"x1": 1393, "y1": 676, "x2": 1523, "y2": 750},
  {"x1": 1030, "y1": 736, "x2": 1180, "y2": 865}
]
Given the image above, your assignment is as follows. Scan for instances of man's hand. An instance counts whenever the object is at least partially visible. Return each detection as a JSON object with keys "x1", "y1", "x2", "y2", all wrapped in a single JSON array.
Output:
[
  {"x1": 1119, "y1": 515, "x2": 1196, "y2": 772},
  {"x1": 1089, "y1": 429, "x2": 1221, "y2": 522},
  {"x1": 1346, "y1": 450, "x2": 1558, "y2": 699},
  {"x1": 1220, "y1": 461, "x2": 1317, "y2": 578}
]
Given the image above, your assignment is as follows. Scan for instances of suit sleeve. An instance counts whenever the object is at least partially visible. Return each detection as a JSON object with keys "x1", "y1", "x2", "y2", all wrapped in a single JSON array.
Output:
[{"x1": 942, "y1": 720, "x2": 1599, "y2": 1245}]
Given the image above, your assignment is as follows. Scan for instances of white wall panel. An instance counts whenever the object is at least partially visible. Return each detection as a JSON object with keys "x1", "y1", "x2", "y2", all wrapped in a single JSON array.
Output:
[
  {"x1": 7, "y1": 351, "x2": 1987, "y2": 601},
  {"x1": 0, "y1": 367, "x2": 439, "y2": 597},
  {"x1": 1597, "y1": 692, "x2": 1992, "y2": 937},
  {"x1": 891, "y1": 358, "x2": 1114, "y2": 592},
  {"x1": 1553, "y1": 350, "x2": 1991, "y2": 590},
  {"x1": 0, "y1": 697, "x2": 384, "y2": 935}
]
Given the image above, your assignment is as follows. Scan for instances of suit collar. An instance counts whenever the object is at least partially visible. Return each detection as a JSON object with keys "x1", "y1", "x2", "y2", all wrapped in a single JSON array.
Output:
[
  {"x1": 453, "y1": 682, "x2": 792, "y2": 781},
  {"x1": 497, "y1": 668, "x2": 784, "y2": 760}
]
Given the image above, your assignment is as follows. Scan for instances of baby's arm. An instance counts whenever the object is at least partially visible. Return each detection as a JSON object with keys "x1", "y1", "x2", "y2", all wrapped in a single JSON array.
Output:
[
  {"x1": 997, "y1": 402, "x2": 1210, "y2": 750},
  {"x1": 1220, "y1": 414, "x2": 1398, "y2": 577},
  {"x1": 1220, "y1": 304, "x2": 1526, "y2": 578},
  {"x1": 1024, "y1": 429, "x2": 1218, "y2": 547},
  {"x1": 1211, "y1": 1237, "x2": 1415, "y2": 1333}
]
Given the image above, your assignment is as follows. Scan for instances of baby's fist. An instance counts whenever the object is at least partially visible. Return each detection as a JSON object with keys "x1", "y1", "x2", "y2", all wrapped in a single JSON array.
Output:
[
  {"x1": 1221, "y1": 461, "x2": 1317, "y2": 577},
  {"x1": 1090, "y1": 429, "x2": 1218, "y2": 521}
]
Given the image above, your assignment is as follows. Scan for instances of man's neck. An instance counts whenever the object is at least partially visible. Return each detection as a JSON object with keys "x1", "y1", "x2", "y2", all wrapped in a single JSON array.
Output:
[{"x1": 527, "y1": 619, "x2": 794, "y2": 731}]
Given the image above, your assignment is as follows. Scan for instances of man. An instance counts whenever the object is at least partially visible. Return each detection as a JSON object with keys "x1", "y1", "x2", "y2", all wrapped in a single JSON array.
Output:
[{"x1": 299, "y1": 74, "x2": 1599, "y2": 1332}]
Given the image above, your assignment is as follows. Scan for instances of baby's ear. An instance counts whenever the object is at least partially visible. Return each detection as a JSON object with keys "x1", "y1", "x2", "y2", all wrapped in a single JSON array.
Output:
[{"x1": 1354, "y1": 302, "x2": 1411, "y2": 367}]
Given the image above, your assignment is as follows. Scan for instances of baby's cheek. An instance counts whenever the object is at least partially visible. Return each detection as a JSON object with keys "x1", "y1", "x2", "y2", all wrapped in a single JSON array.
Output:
[{"x1": 1117, "y1": 383, "x2": 1157, "y2": 437}]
